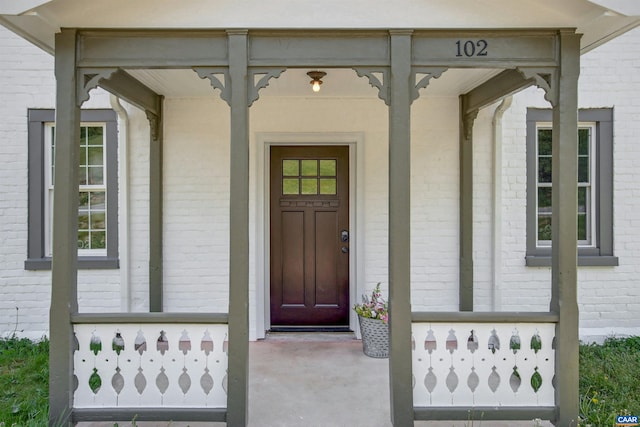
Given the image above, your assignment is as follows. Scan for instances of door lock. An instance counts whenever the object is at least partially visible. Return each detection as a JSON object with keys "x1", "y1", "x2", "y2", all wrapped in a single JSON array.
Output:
[{"x1": 341, "y1": 230, "x2": 349, "y2": 242}]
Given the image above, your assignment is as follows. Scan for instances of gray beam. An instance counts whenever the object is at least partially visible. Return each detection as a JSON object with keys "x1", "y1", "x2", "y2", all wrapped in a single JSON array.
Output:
[
  {"x1": 77, "y1": 30, "x2": 228, "y2": 68},
  {"x1": 551, "y1": 30, "x2": 581, "y2": 427},
  {"x1": 99, "y1": 69, "x2": 162, "y2": 116},
  {"x1": 71, "y1": 312, "x2": 229, "y2": 324},
  {"x1": 148, "y1": 105, "x2": 164, "y2": 312},
  {"x1": 414, "y1": 406, "x2": 557, "y2": 421},
  {"x1": 462, "y1": 69, "x2": 534, "y2": 114},
  {"x1": 411, "y1": 311, "x2": 559, "y2": 323},
  {"x1": 226, "y1": 29, "x2": 250, "y2": 427},
  {"x1": 388, "y1": 30, "x2": 414, "y2": 427},
  {"x1": 49, "y1": 28, "x2": 80, "y2": 427},
  {"x1": 73, "y1": 408, "x2": 226, "y2": 423}
]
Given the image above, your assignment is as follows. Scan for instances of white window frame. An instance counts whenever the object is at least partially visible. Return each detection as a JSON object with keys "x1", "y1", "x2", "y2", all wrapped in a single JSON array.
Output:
[{"x1": 43, "y1": 122, "x2": 109, "y2": 257}]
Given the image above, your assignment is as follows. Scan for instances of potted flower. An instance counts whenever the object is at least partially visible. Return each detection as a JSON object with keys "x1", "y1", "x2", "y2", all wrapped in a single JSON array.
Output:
[{"x1": 353, "y1": 283, "x2": 389, "y2": 358}]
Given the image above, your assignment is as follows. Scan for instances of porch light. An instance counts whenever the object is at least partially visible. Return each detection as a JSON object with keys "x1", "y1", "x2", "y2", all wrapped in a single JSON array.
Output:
[{"x1": 307, "y1": 71, "x2": 326, "y2": 92}]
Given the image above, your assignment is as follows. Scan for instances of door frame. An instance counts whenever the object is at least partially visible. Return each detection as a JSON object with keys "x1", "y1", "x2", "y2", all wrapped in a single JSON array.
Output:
[{"x1": 254, "y1": 132, "x2": 364, "y2": 338}]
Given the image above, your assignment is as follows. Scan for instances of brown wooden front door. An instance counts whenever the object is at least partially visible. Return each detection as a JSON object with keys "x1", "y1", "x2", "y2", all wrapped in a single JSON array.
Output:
[{"x1": 270, "y1": 146, "x2": 350, "y2": 328}]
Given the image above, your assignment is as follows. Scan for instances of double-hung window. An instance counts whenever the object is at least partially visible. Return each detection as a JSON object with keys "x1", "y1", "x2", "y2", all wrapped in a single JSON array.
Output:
[
  {"x1": 526, "y1": 108, "x2": 618, "y2": 266},
  {"x1": 26, "y1": 109, "x2": 119, "y2": 270}
]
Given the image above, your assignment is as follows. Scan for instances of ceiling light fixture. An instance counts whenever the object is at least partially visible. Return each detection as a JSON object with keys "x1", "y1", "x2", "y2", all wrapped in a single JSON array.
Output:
[{"x1": 307, "y1": 71, "x2": 326, "y2": 92}]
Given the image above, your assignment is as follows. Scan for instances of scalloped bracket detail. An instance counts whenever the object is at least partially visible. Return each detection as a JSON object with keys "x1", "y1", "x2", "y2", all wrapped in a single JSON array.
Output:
[
  {"x1": 249, "y1": 68, "x2": 286, "y2": 107},
  {"x1": 412, "y1": 67, "x2": 448, "y2": 103},
  {"x1": 78, "y1": 68, "x2": 118, "y2": 107},
  {"x1": 193, "y1": 67, "x2": 231, "y2": 106},
  {"x1": 517, "y1": 67, "x2": 558, "y2": 107},
  {"x1": 352, "y1": 67, "x2": 389, "y2": 106}
]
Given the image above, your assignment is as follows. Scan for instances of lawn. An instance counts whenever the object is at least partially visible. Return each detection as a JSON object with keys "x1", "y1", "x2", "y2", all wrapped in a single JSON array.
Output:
[{"x1": 0, "y1": 336, "x2": 639, "y2": 426}]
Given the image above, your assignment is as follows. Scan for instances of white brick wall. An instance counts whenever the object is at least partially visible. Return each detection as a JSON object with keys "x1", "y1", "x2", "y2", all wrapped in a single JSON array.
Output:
[{"x1": 1, "y1": 23, "x2": 638, "y2": 342}]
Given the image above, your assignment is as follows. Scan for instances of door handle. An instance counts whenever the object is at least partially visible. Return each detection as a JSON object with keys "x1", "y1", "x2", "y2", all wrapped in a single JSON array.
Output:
[
  {"x1": 341, "y1": 230, "x2": 349, "y2": 242},
  {"x1": 341, "y1": 246, "x2": 349, "y2": 253}
]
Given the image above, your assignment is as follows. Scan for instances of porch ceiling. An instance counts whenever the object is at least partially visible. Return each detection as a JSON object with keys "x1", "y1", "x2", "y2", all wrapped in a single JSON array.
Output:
[
  {"x1": 126, "y1": 68, "x2": 501, "y2": 99},
  {"x1": 0, "y1": 0, "x2": 638, "y2": 55}
]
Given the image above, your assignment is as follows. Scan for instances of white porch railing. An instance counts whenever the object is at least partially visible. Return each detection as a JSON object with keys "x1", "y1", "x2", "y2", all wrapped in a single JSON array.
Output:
[
  {"x1": 70, "y1": 314, "x2": 228, "y2": 422},
  {"x1": 411, "y1": 313, "x2": 558, "y2": 421}
]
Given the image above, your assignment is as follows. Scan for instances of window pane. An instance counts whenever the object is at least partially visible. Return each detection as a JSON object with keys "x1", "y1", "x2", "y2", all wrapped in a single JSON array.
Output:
[
  {"x1": 78, "y1": 213, "x2": 89, "y2": 230},
  {"x1": 538, "y1": 129, "x2": 552, "y2": 155},
  {"x1": 319, "y1": 160, "x2": 336, "y2": 176},
  {"x1": 538, "y1": 157, "x2": 552, "y2": 183},
  {"x1": 79, "y1": 192, "x2": 89, "y2": 209},
  {"x1": 87, "y1": 127, "x2": 103, "y2": 146},
  {"x1": 282, "y1": 160, "x2": 299, "y2": 176},
  {"x1": 578, "y1": 213, "x2": 587, "y2": 241},
  {"x1": 301, "y1": 160, "x2": 317, "y2": 176},
  {"x1": 538, "y1": 187, "x2": 552, "y2": 211},
  {"x1": 578, "y1": 156, "x2": 589, "y2": 183},
  {"x1": 301, "y1": 178, "x2": 317, "y2": 194},
  {"x1": 538, "y1": 216, "x2": 552, "y2": 241},
  {"x1": 78, "y1": 231, "x2": 89, "y2": 249},
  {"x1": 319, "y1": 178, "x2": 336, "y2": 195},
  {"x1": 80, "y1": 127, "x2": 87, "y2": 142},
  {"x1": 578, "y1": 128, "x2": 590, "y2": 155},
  {"x1": 578, "y1": 187, "x2": 587, "y2": 213},
  {"x1": 282, "y1": 179, "x2": 299, "y2": 194},
  {"x1": 88, "y1": 166, "x2": 104, "y2": 185},
  {"x1": 90, "y1": 192, "x2": 106, "y2": 210},
  {"x1": 88, "y1": 147, "x2": 103, "y2": 166},
  {"x1": 78, "y1": 166, "x2": 87, "y2": 186},
  {"x1": 91, "y1": 212, "x2": 106, "y2": 230},
  {"x1": 91, "y1": 231, "x2": 106, "y2": 249},
  {"x1": 79, "y1": 146, "x2": 87, "y2": 167}
]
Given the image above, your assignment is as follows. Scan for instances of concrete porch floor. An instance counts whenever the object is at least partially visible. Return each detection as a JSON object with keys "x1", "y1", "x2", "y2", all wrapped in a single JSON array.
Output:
[{"x1": 82, "y1": 332, "x2": 552, "y2": 427}]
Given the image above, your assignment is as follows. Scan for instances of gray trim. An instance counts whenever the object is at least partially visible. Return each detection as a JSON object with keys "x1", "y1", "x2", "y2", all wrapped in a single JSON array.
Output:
[
  {"x1": 551, "y1": 30, "x2": 580, "y2": 427},
  {"x1": 71, "y1": 312, "x2": 229, "y2": 323},
  {"x1": 49, "y1": 28, "x2": 80, "y2": 427},
  {"x1": 388, "y1": 30, "x2": 414, "y2": 426},
  {"x1": 463, "y1": 69, "x2": 534, "y2": 113},
  {"x1": 414, "y1": 406, "x2": 557, "y2": 421},
  {"x1": 526, "y1": 108, "x2": 617, "y2": 266},
  {"x1": 72, "y1": 408, "x2": 226, "y2": 423},
  {"x1": 227, "y1": 29, "x2": 250, "y2": 427},
  {"x1": 412, "y1": 311, "x2": 558, "y2": 323},
  {"x1": 148, "y1": 105, "x2": 164, "y2": 312},
  {"x1": 26, "y1": 108, "x2": 119, "y2": 270},
  {"x1": 100, "y1": 69, "x2": 162, "y2": 116}
]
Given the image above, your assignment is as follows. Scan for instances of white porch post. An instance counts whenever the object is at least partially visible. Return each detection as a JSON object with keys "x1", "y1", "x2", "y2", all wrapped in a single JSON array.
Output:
[{"x1": 551, "y1": 30, "x2": 581, "y2": 426}]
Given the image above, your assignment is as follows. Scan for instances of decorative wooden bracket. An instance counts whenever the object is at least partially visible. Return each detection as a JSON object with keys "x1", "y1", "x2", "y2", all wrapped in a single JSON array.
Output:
[
  {"x1": 517, "y1": 67, "x2": 558, "y2": 107},
  {"x1": 353, "y1": 67, "x2": 390, "y2": 106},
  {"x1": 411, "y1": 67, "x2": 448, "y2": 103},
  {"x1": 77, "y1": 68, "x2": 118, "y2": 107},
  {"x1": 145, "y1": 110, "x2": 160, "y2": 141},
  {"x1": 463, "y1": 109, "x2": 479, "y2": 141},
  {"x1": 249, "y1": 68, "x2": 286, "y2": 107},
  {"x1": 193, "y1": 67, "x2": 231, "y2": 106}
]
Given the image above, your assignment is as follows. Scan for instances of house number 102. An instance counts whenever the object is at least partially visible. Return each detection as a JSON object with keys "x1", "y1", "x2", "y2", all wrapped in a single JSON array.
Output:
[{"x1": 455, "y1": 39, "x2": 488, "y2": 57}]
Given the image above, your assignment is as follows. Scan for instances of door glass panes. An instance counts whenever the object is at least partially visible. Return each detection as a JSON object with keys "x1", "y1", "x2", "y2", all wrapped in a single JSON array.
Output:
[{"x1": 281, "y1": 159, "x2": 337, "y2": 195}]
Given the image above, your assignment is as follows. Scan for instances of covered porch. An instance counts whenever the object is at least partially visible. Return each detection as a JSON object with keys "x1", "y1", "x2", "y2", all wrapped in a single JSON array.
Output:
[{"x1": 46, "y1": 27, "x2": 579, "y2": 426}]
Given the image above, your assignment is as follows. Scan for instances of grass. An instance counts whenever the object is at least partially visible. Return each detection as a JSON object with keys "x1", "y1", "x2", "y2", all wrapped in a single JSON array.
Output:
[
  {"x1": 0, "y1": 336, "x2": 49, "y2": 427},
  {"x1": 0, "y1": 336, "x2": 639, "y2": 426}
]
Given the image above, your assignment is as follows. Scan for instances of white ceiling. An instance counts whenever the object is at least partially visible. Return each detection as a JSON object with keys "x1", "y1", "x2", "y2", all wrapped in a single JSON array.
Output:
[{"x1": 126, "y1": 68, "x2": 501, "y2": 99}]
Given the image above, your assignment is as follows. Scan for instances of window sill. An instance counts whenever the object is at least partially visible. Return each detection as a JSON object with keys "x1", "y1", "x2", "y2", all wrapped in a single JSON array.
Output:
[
  {"x1": 24, "y1": 257, "x2": 120, "y2": 270},
  {"x1": 525, "y1": 255, "x2": 619, "y2": 267}
]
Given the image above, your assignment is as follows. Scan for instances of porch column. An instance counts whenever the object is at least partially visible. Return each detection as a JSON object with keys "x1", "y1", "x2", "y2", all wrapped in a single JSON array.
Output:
[
  {"x1": 459, "y1": 100, "x2": 478, "y2": 311},
  {"x1": 148, "y1": 106, "x2": 164, "y2": 312},
  {"x1": 226, "y1": 29, "x2": 250, "y2": 427},
  {"x1": 50, "y1": 28, "x2": 80, "y2": 426},
  {"x1": 551, "y1": 30, "x2": 581, "y2": 426},
  {"x1": 388, "y1": 30, "x2": 414, "y2": 427}
]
